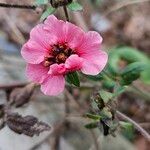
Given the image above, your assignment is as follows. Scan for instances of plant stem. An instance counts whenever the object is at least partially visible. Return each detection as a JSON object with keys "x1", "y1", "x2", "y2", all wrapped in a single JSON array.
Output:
[
  {"x1": 0, "y1": 3, "x2": 37, "y2": 10},
  {"x1": 103, "y1": 70, "x2": 117, "y2": 81},
  {"x1": 116, "y1": 110, "x2": 150, "y2": 141},
  {"x1": 63, "y1": 6, "x2": 69, "y2": 21}
]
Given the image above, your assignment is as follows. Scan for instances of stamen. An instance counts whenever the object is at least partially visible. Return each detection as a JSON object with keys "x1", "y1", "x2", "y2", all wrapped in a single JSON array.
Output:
[
  {"x1": 43, "y1": 43, "x2": 75, "y2": 67},
  {"x1": 56, "y1": 53, "x2": 67, "y2": 63},
  {"x1": 44, "y1": 61, "x2": 52, "y2": 67}
]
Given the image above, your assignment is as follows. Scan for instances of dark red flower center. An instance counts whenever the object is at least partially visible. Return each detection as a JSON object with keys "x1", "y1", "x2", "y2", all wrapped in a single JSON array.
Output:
[{"x1": 44, "y1": 43, "x2": 74, "y2": 67}]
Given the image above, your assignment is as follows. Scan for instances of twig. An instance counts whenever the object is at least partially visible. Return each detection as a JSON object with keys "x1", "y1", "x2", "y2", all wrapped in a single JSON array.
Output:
[
  {"x1": 65, "y1": 89, "x2": 82, "y2": 111},
  {"x1": 90, "y1": 130, "x2": 100, "y2": 150},
  {"x1": 116, "y1": 110, "x2": 150, "y2": 142},
  {"x1": 3, "y1": 12, "x2": 26, "y2": 44},
  {"x1": 103, "y1": 0, "x2": 150, "y2": 16},
  {"x1": 30, "y1": 133, "x2": 52, "y2": 150},
  {"x1": 0, "y1": 2, "x2": 37, "y2": 10},
  {"x1": 64, "y1": 91, "x2": 70, "y2": 128},
  {"x1": 0, "y1": 82, "x2": 29, "y2": 90},
  {"x1": 63, "y1": 6, "x2": 70, "y2": 21}
]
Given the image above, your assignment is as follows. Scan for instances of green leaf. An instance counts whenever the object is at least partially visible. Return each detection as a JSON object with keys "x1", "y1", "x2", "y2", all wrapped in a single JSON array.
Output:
[
  {"x1": 35, "y1": 0, "x2": 48, "y2": 5},
  {"x1": 141, "y1": 61, "x2": 150, "y2": 84},
  {"x1": 40, "y1": 7, "x2": 56, "y2": 21},
  {"x1": 99, "y1": 90, "x2": 113, "y2": 103},
  {"x1": 67, "y1": 2, "x2": 83, "y2": 11},
  {"x1": 120, "y1": 121, "x2": 134, "y2": 140},
  {"x1": 120, "y1": 121, "x2": 133, "y2": 129},
  {"x1": 121, "y1": 62, "x2": 146, "y2": 85},
  {"x1": 84, "y1": 122, "x2": 98, "y2": 129},
  {"x1": 86, "y1": 113, "x2": 101, "y2": 120},
  {"x1": 100, "y1": 108, "x2": 112, "y2": 119},
  {"x1": 66, "y1": 72, "x2": 80, "y2": 87}
]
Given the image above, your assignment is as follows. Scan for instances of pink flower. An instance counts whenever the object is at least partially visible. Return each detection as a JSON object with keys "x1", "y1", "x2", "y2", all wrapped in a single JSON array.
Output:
[{"x1": 21, "y1": 15, "x2": 108, "y2": 96}]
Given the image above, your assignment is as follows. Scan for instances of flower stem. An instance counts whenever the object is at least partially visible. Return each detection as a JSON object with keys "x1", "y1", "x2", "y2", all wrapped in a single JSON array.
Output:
[
  {"x1": 63, "y1": 6, "x2": 70, "y2": 21},
  {"x1": 0, "y1": 2, "x2": 36, "y2": 10}
]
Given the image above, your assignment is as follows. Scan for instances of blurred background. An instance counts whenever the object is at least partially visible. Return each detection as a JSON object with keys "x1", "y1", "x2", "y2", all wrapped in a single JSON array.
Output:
[{"x1": 0, "y1": 0, "x2": 149, "y2": 150}]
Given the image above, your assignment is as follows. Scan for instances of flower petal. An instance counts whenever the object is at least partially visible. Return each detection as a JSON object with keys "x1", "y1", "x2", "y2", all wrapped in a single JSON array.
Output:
[
  {"x1": 65, "y1": 54, "x2": 83, "y2": 71},
  {"x1": 77, "y1": 31, "x2": 103, "y2": 54},
  {"x1": 21, "y1": 40, "x2": 46, "y2": 64},
  {"x1": 30, "y1": 24, "x2": 57, "y2": 49},
  {"x1": 65, "y1": 22, "x2": 84, "y2": 49},
  {"x1": 26, "y1": 63, "x2": 48, "y2": 83},
  {"x1": 48, "y1": 64, "x2": 66, "y2": 75},
  {"x1": 44, "y1": 15, "x2": 66, "y2": 43},
  {"x1": 41, "y1": 75, "x2": 65, "y2": 96},
  {"x1": 81, "y1": 51, "x2": 108, "y2": 75}
]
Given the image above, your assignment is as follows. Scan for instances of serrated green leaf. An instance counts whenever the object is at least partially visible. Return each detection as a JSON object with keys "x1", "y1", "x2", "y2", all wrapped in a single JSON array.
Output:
[
  {"x1": 67, "y1": 2, "x2": 83, "y2": 11},
  {"x1": 99, "y1": 90, "x2": 113, "y2": 103},
  {"x1": 121, "y1": 62, "x2": 146, "y2": 85},
  {"x1": 66, "y1": 71, "x2": 80, "y2": 87},
  {"x1": 40, "y1": 7, "x2": 56, "y2": 21},
  {"x1": 84, "y1": 122, "x2": 98, "y2": 129},
  {"x1": 86, "y1": 113, "x2": 101, "y2": 120},
  {"x1": 35, "y1": 0, "x2": 48, "y2": 5}
]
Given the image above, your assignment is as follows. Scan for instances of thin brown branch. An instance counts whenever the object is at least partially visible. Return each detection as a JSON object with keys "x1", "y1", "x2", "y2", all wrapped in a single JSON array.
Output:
[
  {"x1": 90, "y1": 130, "x2": 100, "y2": 150},
  {"x1": 0, "y1": 3, "x2": 37, "y2": 10},
  {"x1": 65, "y1": 89, "x2": 81, "y2": 111},
  {"x1": 63, "y1": 6, "x2": 70, "y2": 21},
  {"x1": 0, "y1": 82, "x2": 30, "y2": 90},
  {"x1": 116, "y1": 111, "x2": 150, "y2": 142}
]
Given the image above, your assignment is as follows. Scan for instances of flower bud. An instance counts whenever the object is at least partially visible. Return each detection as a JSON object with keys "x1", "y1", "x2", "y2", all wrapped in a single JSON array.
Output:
[{"x1": 50, "y1": 0, "x2": 73, "y2": 8}]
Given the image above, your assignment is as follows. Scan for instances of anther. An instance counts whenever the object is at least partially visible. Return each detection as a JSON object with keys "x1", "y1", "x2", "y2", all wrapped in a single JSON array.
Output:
[{"x1": 56, "y1": 53, "x2": 67, "y2": 63}]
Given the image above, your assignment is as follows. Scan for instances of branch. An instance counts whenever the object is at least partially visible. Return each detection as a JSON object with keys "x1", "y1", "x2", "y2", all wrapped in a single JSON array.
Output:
[
  {"x1": 0, "y1": 3, "x2": 37, "y2": 10},
  {"x1": 90, "y1": 130, "x2": 100, "y2": 150},
  {"x1": 65, "y1": 89, "x2": 81, "y2": 111},
  {"x1": 116, "y1": 110, "x2": 150, "y2": 142},
  {"x1": 0, "y1": 82, "x2": 30, "y2": 90},
  {"x1": 63, "y1": 6, "x2": 70, "y2": 21}
]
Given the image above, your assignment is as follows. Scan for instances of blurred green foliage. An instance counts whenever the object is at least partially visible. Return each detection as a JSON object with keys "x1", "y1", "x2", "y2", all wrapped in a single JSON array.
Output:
[
  {"x1": 108, "y1": 46, "x2": 150, "y2": 84},
  {"x1": 87, "y1": 46, "x2": 150, "y2": 86}
]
